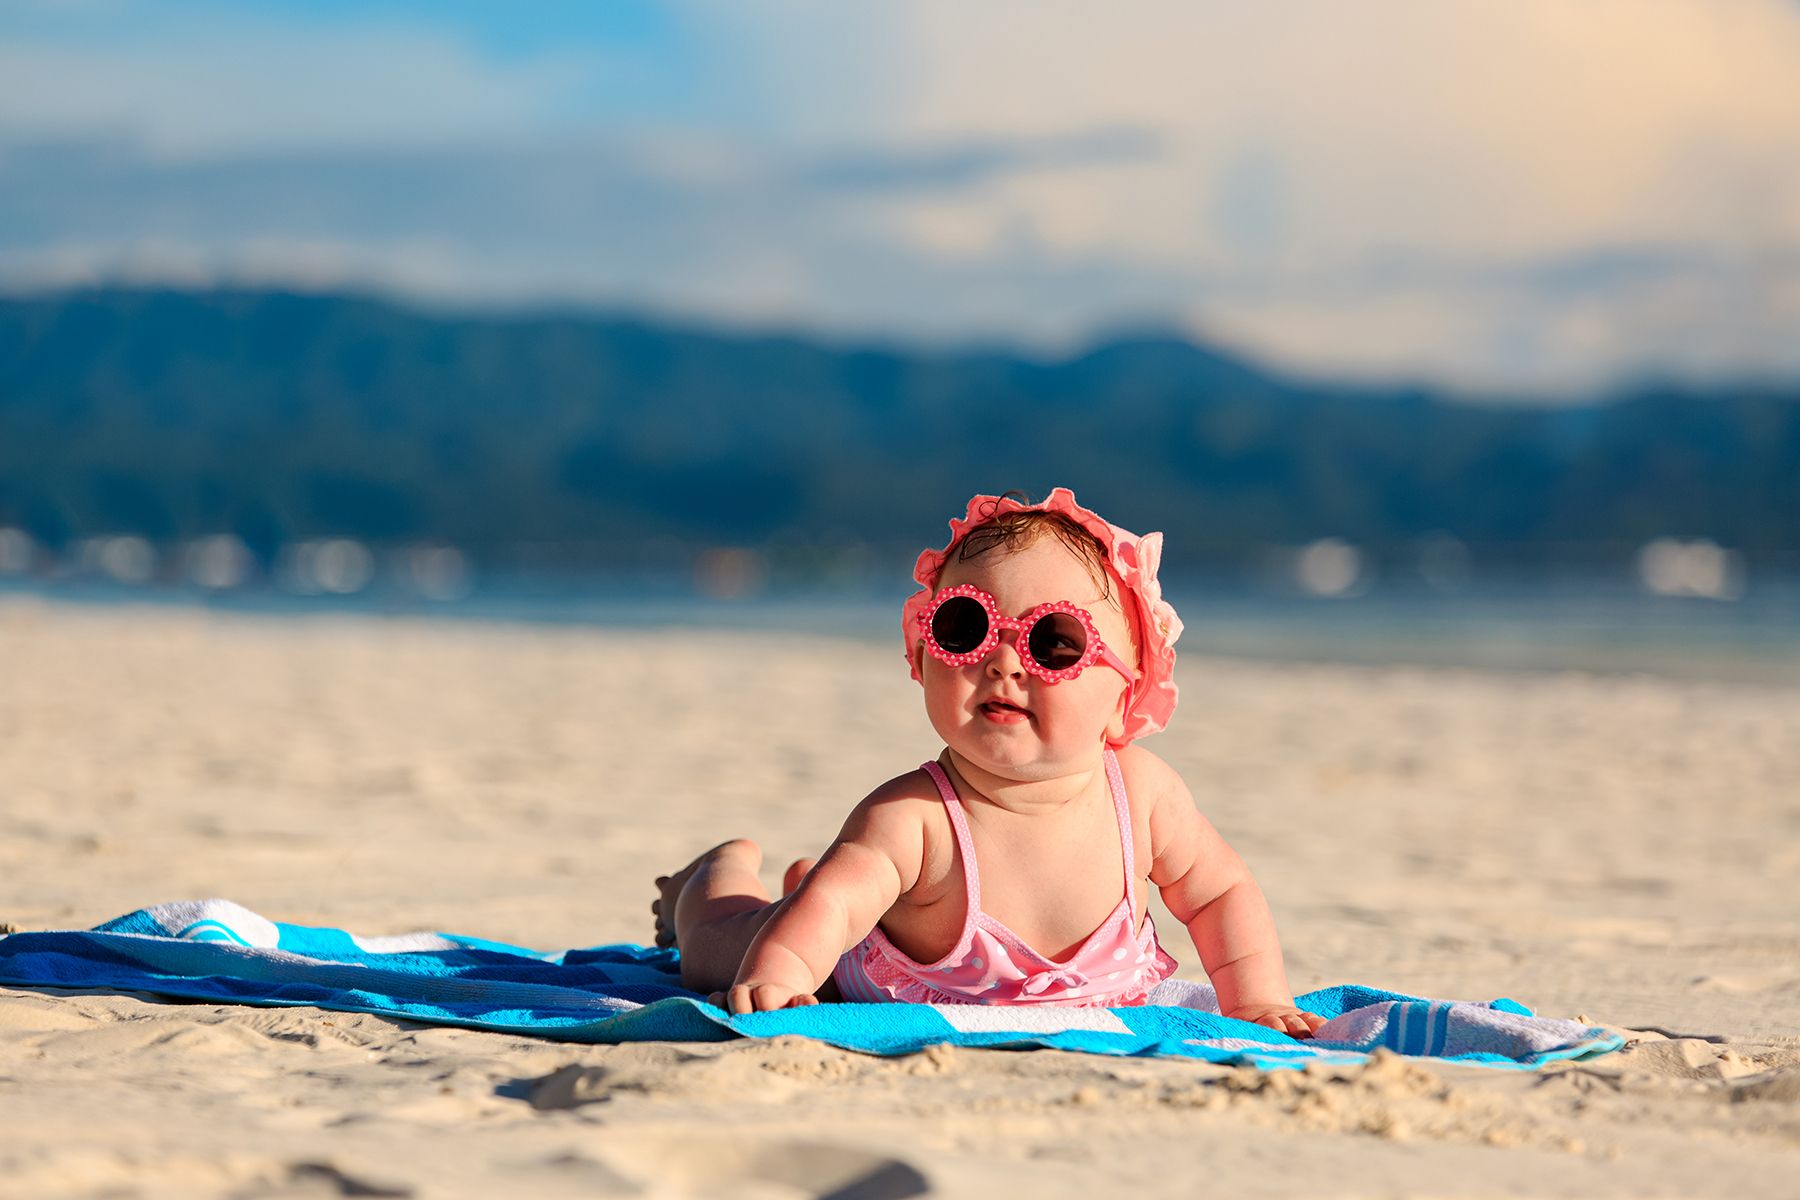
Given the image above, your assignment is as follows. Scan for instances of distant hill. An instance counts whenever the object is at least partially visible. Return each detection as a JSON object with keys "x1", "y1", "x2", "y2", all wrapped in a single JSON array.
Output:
[{"x1": 1, "y1": 288, "x2": 1794, "y2": 571}]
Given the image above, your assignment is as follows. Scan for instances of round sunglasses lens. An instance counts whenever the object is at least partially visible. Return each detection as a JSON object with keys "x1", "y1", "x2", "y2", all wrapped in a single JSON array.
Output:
[
  {"x1": 1027, "y1": 611, "x2": 1088, "y2": 670},
  {"x1": 930, "y1": 596, "x2": 989, "y2": 654}
]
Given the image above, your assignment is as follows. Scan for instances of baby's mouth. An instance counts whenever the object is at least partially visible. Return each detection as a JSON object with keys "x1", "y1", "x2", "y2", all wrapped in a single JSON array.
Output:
[{"x1": 979, "y1": 699, "x2": 1032, "y2": 723}]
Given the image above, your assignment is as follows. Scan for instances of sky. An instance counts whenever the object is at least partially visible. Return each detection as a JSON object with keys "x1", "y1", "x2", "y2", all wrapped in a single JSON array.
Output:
[{"x1": 2, "y1": 0, "x2": 1797, "y2": 394}]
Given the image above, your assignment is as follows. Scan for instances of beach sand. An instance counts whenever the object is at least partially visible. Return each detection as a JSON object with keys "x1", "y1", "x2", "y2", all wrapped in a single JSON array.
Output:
[{"x1": 1, "y1": 599, "x2": 1796, "y2": 1198}]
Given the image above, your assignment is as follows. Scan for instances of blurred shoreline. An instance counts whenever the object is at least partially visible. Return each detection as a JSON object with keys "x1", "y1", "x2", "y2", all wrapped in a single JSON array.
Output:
[{"x1": 5, "y1": 571, "x2": 1796, "y2": 688}]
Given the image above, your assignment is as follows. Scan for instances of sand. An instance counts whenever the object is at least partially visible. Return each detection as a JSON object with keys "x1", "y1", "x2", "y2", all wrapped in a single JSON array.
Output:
[{"x1": 1, "y1": 598, "x2": 1796, "y2": 1198}]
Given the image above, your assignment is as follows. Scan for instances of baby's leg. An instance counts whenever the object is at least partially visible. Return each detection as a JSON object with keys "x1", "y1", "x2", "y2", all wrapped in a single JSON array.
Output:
[{"x1": 651, "y1": 840, "x2": 816, "y2": 992}]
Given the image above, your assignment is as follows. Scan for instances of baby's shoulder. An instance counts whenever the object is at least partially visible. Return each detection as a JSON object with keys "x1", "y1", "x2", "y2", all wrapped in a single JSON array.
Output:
[
  {"x1": 839, "y1": 767, "x2": 948, "y2": 850},
  {"x1": 843, "y1": 767, "x2": 958, "y2": 904},
  {"x1": 1112, "y1": 743, "x2": 1187, "y2": 808},
  {"x1": 853, "y1": 766, "x2": 947, "y2": 819}
]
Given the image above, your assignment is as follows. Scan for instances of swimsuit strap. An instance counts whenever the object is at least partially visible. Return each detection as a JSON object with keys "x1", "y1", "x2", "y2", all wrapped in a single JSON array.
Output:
[
  {"x1": 1101, "y1": 747, "x2": 1138, "y2": 921},
  {"x1": 924, "y1": 753, "x2": 1137, "y2": 928},
  {"x1": 919, "y1": 760, "x2": 983, "y2": 929}
]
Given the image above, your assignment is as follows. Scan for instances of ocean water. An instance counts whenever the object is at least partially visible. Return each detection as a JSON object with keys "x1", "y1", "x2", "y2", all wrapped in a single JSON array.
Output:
[{"x1": 5, "y1": 571, "x2": 1797, "y2": 686}]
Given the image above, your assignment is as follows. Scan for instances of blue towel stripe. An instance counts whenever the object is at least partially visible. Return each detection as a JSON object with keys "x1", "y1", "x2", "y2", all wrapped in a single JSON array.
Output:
[
  {"x1": 1431, "y1": 1000, "x2": 1452, "y2": 1056},
  {"x1": 0, "y1": 900, "x2": 1625, "y2": 1070},
  {"x1": 1389, "y1": 1002, "x2": 1414, "y2": 1053}
]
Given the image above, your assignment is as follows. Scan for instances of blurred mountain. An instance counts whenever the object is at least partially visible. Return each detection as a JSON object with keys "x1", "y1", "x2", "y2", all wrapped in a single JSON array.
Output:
[{"x1": 1, "y1": 288, "x2": 1794, "y2": 570}]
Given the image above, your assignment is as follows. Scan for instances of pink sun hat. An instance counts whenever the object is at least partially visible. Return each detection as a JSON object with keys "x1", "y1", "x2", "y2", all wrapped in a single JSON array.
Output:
[{"x1": 902, "y1": 488, "x2": 1183, "y2": 746}]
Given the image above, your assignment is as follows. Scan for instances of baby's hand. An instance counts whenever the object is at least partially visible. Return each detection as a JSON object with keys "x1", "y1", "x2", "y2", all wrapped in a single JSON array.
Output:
[
  {"x1": 710, "y1": 982, "x2": 820, "y2": 1014},
  {"x1": 1227, "y1": 1003, "x2": 1328, "y2": 1039}
]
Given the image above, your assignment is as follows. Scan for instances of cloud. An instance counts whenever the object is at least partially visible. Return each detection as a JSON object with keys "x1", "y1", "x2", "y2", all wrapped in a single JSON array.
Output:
[
  {"x1": 810, "y1": 0, "x2": 1800, "y2": 254},
  {"x1": 695, "y1": 0, "x2": 1800, "y2": 386},
  {"x1": 794, "y1": 126, "x2": 1163, "y2": 193},
  {"x1": 0, "y1": 0, "x2": 1797, "y2": 391},
  {"x1": 1187, "y1": 252, "x2": 1800, "y2": 394},
  {"x1": 0, "y1": 11, "x2": 613, "y2": 155},
  {"x1": 0, "y1": 132, "x2": 1179, "y2": 317}
]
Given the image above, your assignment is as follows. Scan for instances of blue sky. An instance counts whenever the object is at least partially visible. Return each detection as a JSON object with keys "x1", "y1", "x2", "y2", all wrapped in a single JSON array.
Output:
[{"x1": 3, "y1": 0, "x2": 1797, "y2": 393}]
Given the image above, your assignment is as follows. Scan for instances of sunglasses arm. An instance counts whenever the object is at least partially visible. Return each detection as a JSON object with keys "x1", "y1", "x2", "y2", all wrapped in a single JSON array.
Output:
[{"x1": 1098, "y1": 644, "x2": 1136, "y2": 705}]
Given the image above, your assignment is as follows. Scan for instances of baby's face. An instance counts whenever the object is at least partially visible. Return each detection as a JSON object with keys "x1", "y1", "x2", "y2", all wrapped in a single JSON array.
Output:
[{"x1": 914, "y1": 536, "x2": 1135, "y2": 782}]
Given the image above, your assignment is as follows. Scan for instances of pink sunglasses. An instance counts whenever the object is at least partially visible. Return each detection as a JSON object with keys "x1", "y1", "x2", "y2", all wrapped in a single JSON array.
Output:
[{"x1": 916, "y1": 585, "x2": 1135, "y2": 686}]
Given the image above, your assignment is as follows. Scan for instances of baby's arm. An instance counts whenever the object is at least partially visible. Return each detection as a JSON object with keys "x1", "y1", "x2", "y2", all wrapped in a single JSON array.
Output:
[
  {"x1": 718, "y1": 779, "x2": 927, "y2": 1013},
  {"x1": 1130, "y1": 748, "x2": 1326, "y2": 1037}
]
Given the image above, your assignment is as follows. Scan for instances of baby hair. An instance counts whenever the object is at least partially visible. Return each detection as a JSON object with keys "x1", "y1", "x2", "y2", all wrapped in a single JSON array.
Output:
[
  {"x1": 947, "y1": 492, "x2": 1141, "y2": 667},
  {"x1": 951, "y1": 492, "x2": 1118, "y2": 607}
]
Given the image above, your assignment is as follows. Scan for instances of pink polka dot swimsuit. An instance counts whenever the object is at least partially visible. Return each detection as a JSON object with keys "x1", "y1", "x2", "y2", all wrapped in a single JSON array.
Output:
[{"x1": 833, "y1": 748, "x2": 1179, "y2": 1006}]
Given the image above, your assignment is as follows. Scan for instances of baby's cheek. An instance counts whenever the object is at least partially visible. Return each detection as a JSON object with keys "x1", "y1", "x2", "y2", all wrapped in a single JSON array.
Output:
[
  {"x1": 920, "y1": 675, "x2": 971, "y2": 728},
  {"x1": 1059, "y1": 680, "x2": 1126, "y2": 736}
]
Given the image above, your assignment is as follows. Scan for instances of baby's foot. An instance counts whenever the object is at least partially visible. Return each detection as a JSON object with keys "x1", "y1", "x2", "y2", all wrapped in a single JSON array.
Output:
[
  {"x1": 651, "y1": 854, "x2": 711, "y2": 949},
  {"x1": 652, "y1": 843, "x2": 813, "y2": 948},
  {"x1": 782, "y1": 858, "x2": 817, "y2": 896},
  {"x1": 651, "y1": 841, "x2": 763, "y2": 949},
  {"x1": 648, "y1": 842, "x2": 815, "y2": 993}
]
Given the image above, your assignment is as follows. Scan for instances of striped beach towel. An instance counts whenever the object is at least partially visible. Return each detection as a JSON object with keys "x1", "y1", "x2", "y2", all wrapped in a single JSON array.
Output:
[{"x1": 0, "y1": 899, "x2": 1623, "y2": 1069}]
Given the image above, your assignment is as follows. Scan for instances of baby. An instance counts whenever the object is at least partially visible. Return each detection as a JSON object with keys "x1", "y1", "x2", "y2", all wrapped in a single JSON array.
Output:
[{"x1": 653, "y1": 489, "x2": 1324, "y2": 1036}]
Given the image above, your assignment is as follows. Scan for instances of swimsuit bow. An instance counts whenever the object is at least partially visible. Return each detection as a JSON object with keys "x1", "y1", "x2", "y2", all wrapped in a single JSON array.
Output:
[{"x1": 1020, "y1": 966, "x2": 1090, "y2": 996}]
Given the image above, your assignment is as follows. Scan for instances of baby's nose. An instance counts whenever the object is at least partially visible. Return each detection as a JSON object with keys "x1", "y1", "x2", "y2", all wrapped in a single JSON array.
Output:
[{"x1": 984, "y1": 633, "x2": 1027, "y2": 676}]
